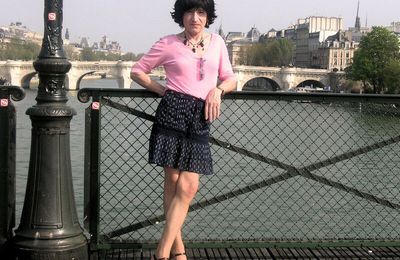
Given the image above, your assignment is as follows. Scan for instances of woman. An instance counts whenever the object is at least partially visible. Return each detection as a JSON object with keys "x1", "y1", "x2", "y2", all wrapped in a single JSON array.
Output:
[{"x1": 131, "y1": 0, "x2": 236, "y2": 259}]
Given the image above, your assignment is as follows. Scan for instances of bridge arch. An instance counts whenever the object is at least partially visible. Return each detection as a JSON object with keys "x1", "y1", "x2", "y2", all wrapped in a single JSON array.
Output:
[
  {"x1": 64, "y1": 74, "x2": 69, "y2": 90},
  {"x1": 21, "y1": 72, "x2": 37, "y2": 89},
  {"x1": 295, "y1": 79, "x2": 325, "y2": 89},
  {"x1": 243, "y1": 77, "x2": 281, "y2": 91}
]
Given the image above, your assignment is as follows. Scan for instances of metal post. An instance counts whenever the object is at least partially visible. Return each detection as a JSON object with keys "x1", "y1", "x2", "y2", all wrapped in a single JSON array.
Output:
[
  {"x1": 328, "y1": 69, "x2": 339, "y2": 93},
  {"x1": 12, "y1": 0, "x2": 88, "y2": 259},
  {"x1": 0, "y1": 86, "x2": 24, "y2": 254}
]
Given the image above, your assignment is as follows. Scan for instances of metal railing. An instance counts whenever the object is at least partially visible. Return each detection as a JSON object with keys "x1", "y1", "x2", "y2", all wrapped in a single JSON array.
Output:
[
  {"x1": 77, "y1": 88, "x2": 400, "y2": 252},
  {"x1": 0, "y1": 85, "x2": 25, "y2": 251}
]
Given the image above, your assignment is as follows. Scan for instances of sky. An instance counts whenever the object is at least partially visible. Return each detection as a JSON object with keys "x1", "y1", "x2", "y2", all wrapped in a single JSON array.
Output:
[{"x1": 1, "y1": 0, "x2": 399, "y2": 54}]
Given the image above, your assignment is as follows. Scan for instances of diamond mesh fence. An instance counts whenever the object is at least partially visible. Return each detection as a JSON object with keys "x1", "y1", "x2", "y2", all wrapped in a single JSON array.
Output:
[{"x1": 79, "y1": 89, "x2": 400, "y2": 249}]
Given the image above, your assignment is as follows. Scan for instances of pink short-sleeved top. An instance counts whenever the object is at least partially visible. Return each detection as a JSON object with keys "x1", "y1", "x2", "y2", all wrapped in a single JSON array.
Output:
[{"x1": 131, "y1": 33, "x2": 236, "y2": 100}]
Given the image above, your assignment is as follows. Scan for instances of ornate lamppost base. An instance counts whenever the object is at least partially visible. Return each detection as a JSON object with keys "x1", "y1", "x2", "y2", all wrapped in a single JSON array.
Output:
[{"x1": 13, "y1": 236, "x2": 88, "y2": 260}]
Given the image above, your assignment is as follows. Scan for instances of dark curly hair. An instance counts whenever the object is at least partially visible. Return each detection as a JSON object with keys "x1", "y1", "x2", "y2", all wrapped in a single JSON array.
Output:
[{"x1": 171, "y1": 0, "x2": 217, "y2": 28}]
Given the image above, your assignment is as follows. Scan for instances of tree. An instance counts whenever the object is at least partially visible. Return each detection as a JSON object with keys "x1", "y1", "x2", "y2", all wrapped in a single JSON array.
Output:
[
  {"x1": 280, "y1": 39, "x2": 293, "y2": 65},
  {"x1": 79, "y1": 48, "x2": 124, "y2": 61},
  {"x1": 239, "y1": 38, "x2": 294, "y2": 67},
  {"x1": 104, "y1": 52, "x2": 121, "y2": 61},
  {"x1": 64, "y1": 44, "x2": 80, "y2": 60},
  {"x1": 346, "y1": 27, "x2": 400, "y2": 93},
  {"x1": 80, "y1": 47, "x2": 96, "y2": 61},
  {"x1": 383, "y1": 59, "x2": 400, "y2": 94},
  {"x1": 0, "y1": 38, "x2": 40, "y2": 60},
  {"x1": 0, "y1": 38, "x2": 139, "y2": 62},
  {"x1": 121, "y1": 52, "x2": 138, "y2": 61}
]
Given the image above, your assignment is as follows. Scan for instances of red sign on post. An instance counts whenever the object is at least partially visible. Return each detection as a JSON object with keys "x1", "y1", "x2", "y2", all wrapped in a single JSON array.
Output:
[
  {"x1": 48, "y1": 13, "x2": 56, "y2": 21},
  {"x1": 91, "y1": 102, "x2": 100, "y2": 110},
  {"x1": 0, "y1": 99, "x2": 9, "y2": 107}
]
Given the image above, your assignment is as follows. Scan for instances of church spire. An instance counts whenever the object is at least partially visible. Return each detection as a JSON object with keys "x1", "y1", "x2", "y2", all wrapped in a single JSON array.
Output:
[
  {"x1": 217, "y1": 23, "x2": 225, "y2": 40},
  {"x1": 65, "y1": 28, "x2": 70, "y2": 40},
  {"x1": 355, "y1": 1, "x2": 361, "y2": 32}
]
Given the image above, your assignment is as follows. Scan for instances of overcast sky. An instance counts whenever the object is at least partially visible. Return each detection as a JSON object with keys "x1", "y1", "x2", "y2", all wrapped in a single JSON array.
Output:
[{"x1": 1, "y1": 0, "x2": 399, "y2": 54}]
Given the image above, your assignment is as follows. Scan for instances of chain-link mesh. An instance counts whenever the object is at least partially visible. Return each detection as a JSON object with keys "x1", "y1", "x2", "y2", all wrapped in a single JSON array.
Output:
[{"x1": 88, "y1": 91, "x2": 400, "y2": 248}]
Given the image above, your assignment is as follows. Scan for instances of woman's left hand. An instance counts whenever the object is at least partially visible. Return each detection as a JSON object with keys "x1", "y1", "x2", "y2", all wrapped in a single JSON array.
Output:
[{"x1": 205, "y1": 88, "x2": 223, "y2": 122}]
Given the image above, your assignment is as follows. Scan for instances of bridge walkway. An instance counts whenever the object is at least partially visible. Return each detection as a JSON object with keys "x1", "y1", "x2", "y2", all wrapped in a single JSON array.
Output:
[{"x1": 99, "y1": 246, "x2": 400, "y2": 259}]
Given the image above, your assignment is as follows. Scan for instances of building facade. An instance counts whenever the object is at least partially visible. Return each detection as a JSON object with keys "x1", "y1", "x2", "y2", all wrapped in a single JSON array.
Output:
[
  {"x1": 311, "y1": 31, "x2": 358, "y2": 70},
  {"x1": 0, "y1": 22, "x2": 42, "y2": 45},
  {"x1": 294, "y1": 16, "x2": 344, "y2": 68},
  {"x1": 226, "y1": 27, "x2": 261, "y2": 66}
]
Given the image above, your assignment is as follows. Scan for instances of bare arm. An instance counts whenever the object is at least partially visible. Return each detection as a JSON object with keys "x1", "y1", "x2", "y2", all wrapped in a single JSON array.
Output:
[
  {"x1": 205, "y1": 77, "x2": 237, "y2": 122},
  {"x1": 130, "y1": 71, "x2": 166, "y2": 96},
  {"x1": 217, "y1": 77, "x2": 238, "y2": 94}
]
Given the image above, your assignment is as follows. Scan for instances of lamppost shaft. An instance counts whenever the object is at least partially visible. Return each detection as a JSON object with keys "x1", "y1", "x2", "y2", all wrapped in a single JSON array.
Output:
[{"x1": 12, "y1": 0, "x2": 88, "y2": 259}]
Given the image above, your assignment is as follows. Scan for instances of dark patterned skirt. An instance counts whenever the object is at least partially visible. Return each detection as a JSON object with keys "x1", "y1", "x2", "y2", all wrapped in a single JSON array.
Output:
[{"x1": 149, "y1": 90, "x2": 213, "y2": 175}]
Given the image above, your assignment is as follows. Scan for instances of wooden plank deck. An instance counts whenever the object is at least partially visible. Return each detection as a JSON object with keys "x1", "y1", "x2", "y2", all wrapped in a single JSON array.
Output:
[{"x1": 99, "y1": 247, "x2": 400, "y2": 259}]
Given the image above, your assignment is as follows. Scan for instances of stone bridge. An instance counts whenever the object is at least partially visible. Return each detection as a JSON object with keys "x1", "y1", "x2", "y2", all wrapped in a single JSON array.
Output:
[
  {"x1": 0, "y1": 61, "x2": 344, "y2": 91},
  {"x1": 0, "y1": 61, "x2": 164, "y2": 90},
  {"x1": 234, "y1": 65, "x2": 345, "y2": 90}
]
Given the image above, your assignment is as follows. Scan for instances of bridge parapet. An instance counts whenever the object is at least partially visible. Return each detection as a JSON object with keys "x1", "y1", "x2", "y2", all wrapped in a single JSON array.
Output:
[
  {"x1": 0, "y1": 61, "x2": 35, "y2": 86},
  {"x1": 67, "y1": 61, "x2": 135, "y2": 90}
]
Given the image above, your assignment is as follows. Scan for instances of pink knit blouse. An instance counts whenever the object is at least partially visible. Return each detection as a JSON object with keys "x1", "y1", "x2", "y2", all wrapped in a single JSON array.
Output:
[{"x1": 131, "y1": 33, "x2": 235, "y2": 100}]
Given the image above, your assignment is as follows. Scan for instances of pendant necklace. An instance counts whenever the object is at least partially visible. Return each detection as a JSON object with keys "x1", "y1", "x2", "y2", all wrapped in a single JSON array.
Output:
[{"x1": 183, "y1": 33, "x2": 204, "y2": 53}]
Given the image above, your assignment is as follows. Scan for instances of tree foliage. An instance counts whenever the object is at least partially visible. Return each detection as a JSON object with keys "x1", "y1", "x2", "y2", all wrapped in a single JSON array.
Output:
[
  {"x1": 121, "y1": 52, "x2": 143, "y2": 61},
  {"x1": 383, "y1": 59, "x2": 400, "y2": 94},
  {"x1": 0, "y1": 38, "x2": 41, "y2": 60},
  {"x1": 77, "y1": 47, "x2": 140, "y2": 61},
  {"x1": 345, "y1": 27, "x2": 400, "y2": 93},
  {"x1": 0, "y1": 38, "x2": 141, "y2": 62},
  {"x1": 239, "y1": 38, "x2": 294, "y2": 67},
  {"x1": 64, "y1": 44, "x2": 80, "y2": 60}
]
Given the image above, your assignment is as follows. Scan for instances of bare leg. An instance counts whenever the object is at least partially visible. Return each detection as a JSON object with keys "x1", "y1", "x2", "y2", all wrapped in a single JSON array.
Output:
[
  {"x1": 162, "y1": 167, "x2": 185, "y2": 257},
  {"x1": 156, "y1": 169, "x2": 199, "y2": 258}
]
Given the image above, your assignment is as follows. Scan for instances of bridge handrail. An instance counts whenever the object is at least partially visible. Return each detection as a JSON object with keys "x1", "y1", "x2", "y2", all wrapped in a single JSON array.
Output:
[
  {"x1": 0, "y1": 85, "x2": 26, "y2": 102},
  {"x1": 0, "y1": 85, "x2": 25, "y2": 248},
  {"x1": 78, "y1": 88, "x2": 400, "y2": 251},
  {"x1": 78, "y1": 88, "x2": 400, "y2": 103}
]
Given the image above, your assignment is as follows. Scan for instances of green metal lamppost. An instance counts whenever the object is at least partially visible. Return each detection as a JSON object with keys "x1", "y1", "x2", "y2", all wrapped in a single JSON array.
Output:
[{"x1": 12, "y1": 0, "x2": 88, "y2": 258}]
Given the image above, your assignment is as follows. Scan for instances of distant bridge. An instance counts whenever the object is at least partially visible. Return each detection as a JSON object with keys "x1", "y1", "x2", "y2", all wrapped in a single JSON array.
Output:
[
  {"x1": 0, "y1": 61, "x2": 164, "y2": 90},
  {"x1": 234, "y1": 65, "x2": 345, "y2": 91},
  {"x1": 0, "y1": 61, "x2": 344, "y2": 91}
]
